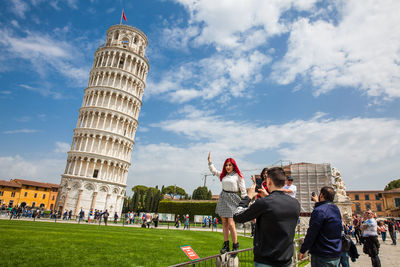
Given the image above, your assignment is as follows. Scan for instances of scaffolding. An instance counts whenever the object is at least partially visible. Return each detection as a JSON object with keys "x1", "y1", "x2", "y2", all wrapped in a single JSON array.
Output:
[{"x1": 284, "y1": 162, "x2": 332, "y2": 213}]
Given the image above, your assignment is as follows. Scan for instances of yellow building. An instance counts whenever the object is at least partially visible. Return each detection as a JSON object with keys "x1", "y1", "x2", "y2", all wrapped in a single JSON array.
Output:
[
  {"x1": 346, "y1": 190, "x2": 385, "y2": 217},
  {"x1": 382, "y1": 188, "x2": 400, "y2": 217},
  {"x1": 0, "y1": 180, "x2": 22, "y2": 208},
  {"x1": 0, "y1": 179, "x2": 59, "y2": 210}
]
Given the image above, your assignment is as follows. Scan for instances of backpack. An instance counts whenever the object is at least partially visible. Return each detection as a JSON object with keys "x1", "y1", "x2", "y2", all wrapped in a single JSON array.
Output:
[
  {"x1": 216, "y1": 253, "x2": 239, "y2": 267},
  {"x1": 342, "y1": 234, "x2": 351, "y2": 252}
]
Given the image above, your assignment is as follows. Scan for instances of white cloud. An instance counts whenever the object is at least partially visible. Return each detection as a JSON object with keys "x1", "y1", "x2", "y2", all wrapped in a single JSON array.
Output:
[
  {"x1": 157, "y1": 0, "x2": 400, "y2": 103},
  {"x1": 0, "y1": 155, "x2": 64, "y2": 184},
  {"x1": 2, "y1": 129, "x2": 39, "y2": 134},
  {"x1": 19, "y1": 84, "x2": 63, "y2": 99},
  {"x1": 271, "y1": 0, "x2": 400, "y2": 99},
  {"x1": 106, "y1": 7, "x2": 116, "y2": 14},
  {"x1": 9, "y1": 0, "x2": 30, "y2": 19},
  {"x1": 50, "y1": 1, "x2": 61, "y2": 10},
  {"x1": 54, "y1": 141, "x2": 70, "y2": 154},
  {"x1": 129, "y1": 108, "x2": 400, "y2": 193},
  {"x1": 172, "y1": 0, "x2": 318, "y2": 50},
  {"x1": 0, "y1": 91, "x2": 12, "y2": 95},
  {"x1": 11, "y1": 20, "x2": 20, "y2": 28},
  {"x1": 15, "y1": 116, "x2": 31, "y2": 122},
  {"x1": 67, "y1": 0, "x2": 78, "y2": 9},
  {"x1": 147, "y1": 50, "x2": 271, "y2": 103},
  {"x1": 0, "y1": 28, "x2": 89, "y2": 90}
]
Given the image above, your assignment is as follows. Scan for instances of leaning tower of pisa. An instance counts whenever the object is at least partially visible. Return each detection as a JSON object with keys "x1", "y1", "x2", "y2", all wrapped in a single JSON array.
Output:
[{"x1": 55, "y1": 25, "x2": 149, "y2": 217}]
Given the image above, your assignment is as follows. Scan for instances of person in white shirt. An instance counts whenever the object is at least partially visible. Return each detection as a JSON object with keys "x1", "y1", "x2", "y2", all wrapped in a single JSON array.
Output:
[
  {"x1": 361, "y1": 210, "x2": 381, "y2": 267},
  {"x1": 208, "y1": 152, "x2": 247, "y2": 254},
  {"x1": 282, "y1": 176, "x2": 297, "y2": 198}
]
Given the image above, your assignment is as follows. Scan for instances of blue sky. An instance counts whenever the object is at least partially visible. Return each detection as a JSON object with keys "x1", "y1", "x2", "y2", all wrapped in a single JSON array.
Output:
[{"x1": 1, "y1": 0, "x2": 400, "y2": 195}]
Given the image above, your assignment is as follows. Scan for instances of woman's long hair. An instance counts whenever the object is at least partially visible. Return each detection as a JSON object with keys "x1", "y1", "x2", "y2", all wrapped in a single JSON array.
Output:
[
  {"x1": 261, "y1": 168, "x2": 268, "y2": 181},
  {"x1": 220, "y1": 158, "x2": 243, "y2": 181}
]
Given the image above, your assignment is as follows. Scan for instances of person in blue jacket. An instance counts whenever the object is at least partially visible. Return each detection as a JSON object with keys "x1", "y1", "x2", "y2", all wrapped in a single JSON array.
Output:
[{"x1": 299, "y1": 186, "x2": 343, "y2": 267}]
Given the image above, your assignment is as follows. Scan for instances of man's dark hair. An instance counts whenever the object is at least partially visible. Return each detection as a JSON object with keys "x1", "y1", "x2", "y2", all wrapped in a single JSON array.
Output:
[
  {"x1": 320, "y1": 186, "x2": 335, "y2": 201},
  {"x1": 267, "y1": 167, "x2": 286, "y2": 187}
]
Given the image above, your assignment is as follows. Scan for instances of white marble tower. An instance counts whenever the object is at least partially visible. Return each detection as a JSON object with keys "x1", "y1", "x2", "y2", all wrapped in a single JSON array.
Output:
[{"x1": 56, "y1": 24, "x2": 149, "y2": 217}]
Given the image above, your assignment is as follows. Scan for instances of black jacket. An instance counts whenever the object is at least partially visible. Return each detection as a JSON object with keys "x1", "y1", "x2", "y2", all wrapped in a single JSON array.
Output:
[{"x1": 233, "y1": 191, "x2": 300, "y2": 266}]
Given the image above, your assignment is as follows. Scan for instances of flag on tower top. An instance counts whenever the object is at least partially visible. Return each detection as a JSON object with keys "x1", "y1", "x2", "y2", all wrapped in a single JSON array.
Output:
[{"x1": 122, "y1": 10, "x2": 127, "y2": 22}]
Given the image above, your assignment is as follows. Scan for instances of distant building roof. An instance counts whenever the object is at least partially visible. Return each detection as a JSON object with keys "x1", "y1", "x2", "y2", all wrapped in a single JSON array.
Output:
[
  {"x1": 0, "y1": 180, "x2": 22, "y2": 188},
  {"x1": 347, "y1": 190, "x2": 384, "y2": 193},
  {"x1": 211, "y1": 195, "x2": 219, "y2": 200},
  {"x1": 382, "y1": 188, "x2": 400, "y2": 194},
  {"x1": 12, "y1": 179, "x2": 59, "y2": 189}
]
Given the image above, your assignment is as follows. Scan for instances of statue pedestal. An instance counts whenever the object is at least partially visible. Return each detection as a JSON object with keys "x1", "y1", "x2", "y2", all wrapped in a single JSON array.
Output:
[{"x1": 334, "y1": 196, "x2": 353, "y2": 223}]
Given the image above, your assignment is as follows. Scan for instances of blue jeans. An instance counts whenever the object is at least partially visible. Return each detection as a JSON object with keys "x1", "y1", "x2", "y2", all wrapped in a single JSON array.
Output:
[
  {"x1": 255, "y1": 262, "x2": 290, "y2": 267},
  {"x1": 311, "y1": 254, "x2": 340, "y2": 267},
  {"x1": 339, "y1": 251, "x2": 350, "y2": 267},
  {"x1": 381, "y1": 232, "x2": 386, "y2": 242}
]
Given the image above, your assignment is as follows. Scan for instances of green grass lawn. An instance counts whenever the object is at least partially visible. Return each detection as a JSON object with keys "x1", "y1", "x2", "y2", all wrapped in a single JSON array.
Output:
[{"x1": 0, "y1": 220, "x2": 253, "y2": 266}]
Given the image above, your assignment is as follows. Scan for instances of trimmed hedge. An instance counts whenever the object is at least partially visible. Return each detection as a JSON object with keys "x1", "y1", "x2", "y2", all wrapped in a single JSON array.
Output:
[{"x1": 158, "y1": 200, "x2": 218, "y2": 221}]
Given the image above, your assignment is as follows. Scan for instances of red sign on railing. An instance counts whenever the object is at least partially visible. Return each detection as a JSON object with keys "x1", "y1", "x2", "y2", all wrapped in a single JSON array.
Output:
[{"x1": 180, "y1": 245, "x2": 200, "y2": 261}]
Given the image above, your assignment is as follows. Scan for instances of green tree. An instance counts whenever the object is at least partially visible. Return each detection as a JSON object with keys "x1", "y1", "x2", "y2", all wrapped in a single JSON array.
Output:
[
  {"x1": 162, "y1": 185, "x2": 186, "y2": 199},
  {"x1": 192, "y1": 186, "x2": 212, "y2": 200},
  {"x1": 152, "y1": 190, "x2": 162, "y2": 212},
  {"x1": 122, "y1": 196, "x2": 132, "y2": 213},
  {"x1": 144, "y1": 188, "x2": 153, "y2": 211},
  {"x1": 385, "y1": 179, "x2": 400, "y2": 191}
]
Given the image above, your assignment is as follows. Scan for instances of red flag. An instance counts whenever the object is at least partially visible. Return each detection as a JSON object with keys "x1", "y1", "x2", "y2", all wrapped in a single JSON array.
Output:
[{"x1": 122, "y1": 11, "x2": 127, "y2": 22}]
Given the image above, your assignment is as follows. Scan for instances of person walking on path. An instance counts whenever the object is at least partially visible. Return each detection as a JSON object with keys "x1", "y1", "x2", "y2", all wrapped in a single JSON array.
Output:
[
  {"x1": 353, "y1": 215, "x2": 363, "y2": 245},
  {"x1": 113, "y1": 212, "x2": 118, "y2": 224},
  {"x1": 299, "y1": 186, "x2": 342, "y2": 267},
  {"x1": 79, "y1": 209, "x2": 84, "y2": 223},
  {"x1": 233, "y1": 167, "x2": 300, "y2": 266},
  {"x1": 388, "y1": 218, "x2": 397, "y2": 245},
  {"x1": 153, "y1": 213, "x2": 159, "y2": 228},
  {"x1": 208, "y1": 152, "x2": 247, "y2": 254},
  {"x1": 103, "y1": 210, "x2": 109, "y2": 226},
  {"x1": 183, "y1": 214, "x2": 189, "y2": 230},
  {"x1": 361, "y1": 210, "x2": 381, "y2": 267},
  {"x1": 174, "y1": 215, "x2": 180, "y2": 228},
  {"x1": 378, "y1": 221, "x2": 386, "y2": 242}
]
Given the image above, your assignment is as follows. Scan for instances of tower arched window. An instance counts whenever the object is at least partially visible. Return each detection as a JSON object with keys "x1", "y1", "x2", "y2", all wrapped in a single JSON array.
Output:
[
  {"x1": 119, "y1": 58, "x2": 125, "y2": 69},
  {"x1": 122, "y1": 38, "x2": 129, "y2": 48}
]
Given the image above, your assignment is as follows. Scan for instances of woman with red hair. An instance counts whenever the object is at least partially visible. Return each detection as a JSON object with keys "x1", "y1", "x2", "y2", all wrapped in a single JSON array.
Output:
[{"x1": 208, "y1": 152, "x2": 247, "y2": 254}]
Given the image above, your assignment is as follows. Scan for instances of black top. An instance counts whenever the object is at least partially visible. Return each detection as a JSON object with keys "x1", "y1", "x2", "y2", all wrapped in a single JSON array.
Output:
[{"x1": 233, "y1": 190, "x2": 300, "y2": 266}]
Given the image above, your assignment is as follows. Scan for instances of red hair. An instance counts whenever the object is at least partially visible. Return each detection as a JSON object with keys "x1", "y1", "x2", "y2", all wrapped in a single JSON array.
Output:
[{"x1": 220, "y1": 158, "x2": 243, "y2": 181}]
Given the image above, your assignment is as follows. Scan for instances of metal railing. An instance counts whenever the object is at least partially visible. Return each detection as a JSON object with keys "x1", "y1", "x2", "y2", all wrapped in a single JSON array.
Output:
[
  {"x1": 169, "y1": 248, "x2": 254, "y2": 267},
  {"x1": 168, "y1": 237, "x2": 310, "y2": 267}
]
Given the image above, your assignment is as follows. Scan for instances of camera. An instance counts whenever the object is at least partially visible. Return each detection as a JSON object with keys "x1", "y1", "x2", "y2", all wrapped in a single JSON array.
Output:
[
  {"x1": 255, "y1": 177, "x2": 262, "y2": 191},
  {"x1": 311, "y1": 192, "x2": 316, "y2": 201}
]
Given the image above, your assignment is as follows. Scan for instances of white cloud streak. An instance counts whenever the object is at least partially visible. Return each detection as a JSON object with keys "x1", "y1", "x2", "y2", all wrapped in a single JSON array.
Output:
[
  {"x1": 0, "y1": 155, "x2": 64, "y2": 184},
  {"x1": 271, "y1": 0, "x2": 400, "y2": 99},
  {"x1": 2, "y1": 129, "x2": 39, "y2": 134},
  {"x1": 147, "y1": 50, "x2": 271, "y2": 103},
  {"x1": 129, "y1": 107, "x2": 400, "y2": 193},
  {"x1": 9, "y1": 0, "x2": 30, "y2": 19},
  {"x1": 54, "y1": 141, "x2": 70, "y2": 154},
  {"x1": 0, "y1": 28, "x2": 89, "y2": 94},
  {"x1": 153, "y1": 0, "x2": 400, "y2": 103}
]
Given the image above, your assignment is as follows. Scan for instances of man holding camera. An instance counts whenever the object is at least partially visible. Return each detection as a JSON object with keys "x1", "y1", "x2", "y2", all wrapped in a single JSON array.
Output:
[
  {"x1": 299, "y1": 187, "x2": 342, "y2": 267},
  {"x1": 233, "y1": 167, "x2": 300, "y2": 267}
]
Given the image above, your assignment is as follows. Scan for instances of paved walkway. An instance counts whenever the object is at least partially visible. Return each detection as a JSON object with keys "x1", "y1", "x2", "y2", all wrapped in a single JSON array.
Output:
[{"x1": 351, "y1": 237, "x2": 400, "y2": 267}]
